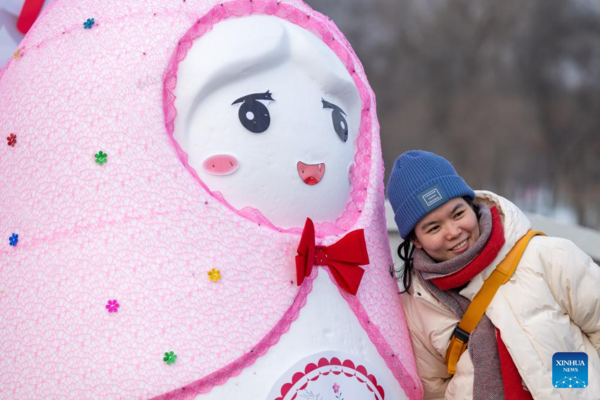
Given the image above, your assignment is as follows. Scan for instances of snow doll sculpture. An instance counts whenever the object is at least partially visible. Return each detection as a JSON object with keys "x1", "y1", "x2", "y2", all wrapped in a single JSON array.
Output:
[{"x1": 0, "y1": 1, "x2": 421, "y2": 399}]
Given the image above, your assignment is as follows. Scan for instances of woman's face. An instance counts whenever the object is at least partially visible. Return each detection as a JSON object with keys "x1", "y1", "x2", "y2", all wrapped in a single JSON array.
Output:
[{"x1": 411, "y1": 197, "x2": 480, "y2": 262}]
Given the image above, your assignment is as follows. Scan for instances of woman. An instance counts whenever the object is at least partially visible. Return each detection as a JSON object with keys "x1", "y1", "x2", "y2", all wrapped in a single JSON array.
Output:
[{"x1": 387, "y1": 150, "x2": 600, "y2": 399}]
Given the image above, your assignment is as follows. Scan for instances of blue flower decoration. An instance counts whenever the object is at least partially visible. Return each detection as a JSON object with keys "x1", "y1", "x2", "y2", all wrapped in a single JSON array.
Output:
[
  {"x1": 9, "y1": 233, "x2": 18, "y2": 247},
  {"x1": 83, "y1": 18, "x2": 95, "y2": 29}
]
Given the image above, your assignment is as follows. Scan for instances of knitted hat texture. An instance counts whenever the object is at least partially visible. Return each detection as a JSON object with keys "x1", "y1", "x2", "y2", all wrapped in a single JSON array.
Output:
[{"x1": 387, "y1": 150, "x2": 475, "y2": 239}]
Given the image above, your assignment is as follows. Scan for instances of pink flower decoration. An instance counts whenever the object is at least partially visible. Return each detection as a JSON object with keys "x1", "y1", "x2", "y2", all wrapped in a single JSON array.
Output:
[
  {"x1": 105, "y1": 299, "x2": 120, "y2": 313},
  {"x1": 333, "y1": 382, "x2": 340, "y2": 394}
]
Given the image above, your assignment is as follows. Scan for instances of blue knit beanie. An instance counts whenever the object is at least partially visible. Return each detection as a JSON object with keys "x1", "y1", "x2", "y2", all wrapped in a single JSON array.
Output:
[{"x1": 387, "y1": 150, "x2": 475, "y2": 239}]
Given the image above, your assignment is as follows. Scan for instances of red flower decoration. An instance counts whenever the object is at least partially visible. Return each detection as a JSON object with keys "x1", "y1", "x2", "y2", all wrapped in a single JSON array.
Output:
[{"x1": 7, "y1": 134, "x2": 17, "y2": 147}]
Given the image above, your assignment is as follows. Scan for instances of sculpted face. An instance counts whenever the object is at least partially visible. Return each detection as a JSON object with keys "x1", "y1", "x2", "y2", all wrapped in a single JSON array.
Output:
[{"x1": 173, "y1": 15, "x2": 361, "y2": 229}]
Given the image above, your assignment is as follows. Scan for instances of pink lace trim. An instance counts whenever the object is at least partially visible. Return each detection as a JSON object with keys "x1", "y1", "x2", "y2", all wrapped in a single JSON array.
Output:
[
  {"x1": 162, "y1": 0, "x2": 374, "y2": 238},
  {"x1": 150, "y1": 268, "x2": 317, "y2": 400}
]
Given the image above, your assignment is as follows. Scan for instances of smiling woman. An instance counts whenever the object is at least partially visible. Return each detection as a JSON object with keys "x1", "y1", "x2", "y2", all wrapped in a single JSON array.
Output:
[{"x1": 387, "y1": 150, "x2": 600, "y2": 400}]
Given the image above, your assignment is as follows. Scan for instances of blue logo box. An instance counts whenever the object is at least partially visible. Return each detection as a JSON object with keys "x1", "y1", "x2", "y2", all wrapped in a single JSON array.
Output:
[
  {"x1": 553, "y1": 352, "x2": 588, "y2": 388},
  {"x1": 417, "y1": 184, "x2": 447, "y2": 212}
]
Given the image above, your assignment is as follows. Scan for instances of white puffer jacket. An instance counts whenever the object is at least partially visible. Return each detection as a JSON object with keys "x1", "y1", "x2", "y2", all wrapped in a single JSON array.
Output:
[{"x1": 401, "y1": 191, "x2": 600, "y2": 399}]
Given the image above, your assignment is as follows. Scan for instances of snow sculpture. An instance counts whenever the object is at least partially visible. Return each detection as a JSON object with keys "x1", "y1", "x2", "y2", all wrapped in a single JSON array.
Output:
[{"x1": 0, "y1": 1, "x2": 421, "y2": 399}]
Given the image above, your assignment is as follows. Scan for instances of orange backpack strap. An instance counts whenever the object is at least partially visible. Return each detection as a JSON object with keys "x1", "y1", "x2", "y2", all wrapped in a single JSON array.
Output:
[{"x1": 445, "y1": 229, "x2": 546, "y2": 375}]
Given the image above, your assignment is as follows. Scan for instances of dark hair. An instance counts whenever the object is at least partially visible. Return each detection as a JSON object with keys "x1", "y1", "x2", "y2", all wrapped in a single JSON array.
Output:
[{"x1": 394, "y1": 196, "x2": 480, "y2": 294}]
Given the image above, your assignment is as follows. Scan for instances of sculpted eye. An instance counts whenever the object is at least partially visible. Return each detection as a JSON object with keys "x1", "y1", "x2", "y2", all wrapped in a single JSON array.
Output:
[
  {"x1": 322, "y1": 99, "x2": 348, "y2": 142},
  {"x1": 232, "y1": 91, "x2": 274, "y2": 134}
]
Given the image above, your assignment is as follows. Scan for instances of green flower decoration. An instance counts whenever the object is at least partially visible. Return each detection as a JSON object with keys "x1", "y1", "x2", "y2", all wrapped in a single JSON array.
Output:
[
  {"x1": 163, "y1": 351, "x2": 177, "y2": 365},
  {"x1": 83, "y1": 18, "x2": 95, "y2": 30},
  {"x1": 95, "y1": 151, "x2": 107, "y2": 166}
]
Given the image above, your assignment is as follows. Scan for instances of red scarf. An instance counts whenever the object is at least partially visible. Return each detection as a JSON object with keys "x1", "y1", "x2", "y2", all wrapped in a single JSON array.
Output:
[
  {"x1": 497, "y1": 329, "x2": 534, "y2": 399},
  {"x1": 430, "y1": 206, "x2": 505, "y2": 290}
]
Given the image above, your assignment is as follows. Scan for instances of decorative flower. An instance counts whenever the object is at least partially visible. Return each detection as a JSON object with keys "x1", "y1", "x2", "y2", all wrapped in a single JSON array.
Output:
[
  {"x1": 208, "y1": 268, "x2": 221, "y2": 282},
  {"x1": 13, "y1": 49, "x2": 21, "y2": 60},
  {"x1": 95, "y1": 151, "x2": 107, "y2": 165},
  {"x1": 333, "y1": 383, "x2": 340, "y2": 394},
  {"x1": 83, "y1": 18, "x2": 95, "y2": 29},
  {"x1": 9, "y1": 233, "x2": 18, "y2": 247},
  {"x1": 105, "y1": 299, "x2": 120, "y2": 313},
  {"x1": 163, "y1": 351, "x2": 177, "y2": 365},
  {"x1": 7, "y1": 134, "x2": 16, "y2": 147}
]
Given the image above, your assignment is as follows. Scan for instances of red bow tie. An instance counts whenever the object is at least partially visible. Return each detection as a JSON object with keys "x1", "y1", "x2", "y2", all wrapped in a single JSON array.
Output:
[{"x1": 295, "y1": 218, "x2": 370, "y2": 295}]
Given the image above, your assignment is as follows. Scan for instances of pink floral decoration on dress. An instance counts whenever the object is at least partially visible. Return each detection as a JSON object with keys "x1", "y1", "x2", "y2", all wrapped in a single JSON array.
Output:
[
  {"x1": 333, "y1": 382, "x2": 344, "y2": 399},
  {"x1": 105, "y1": 299, "x2": 120, "y2": 313}
]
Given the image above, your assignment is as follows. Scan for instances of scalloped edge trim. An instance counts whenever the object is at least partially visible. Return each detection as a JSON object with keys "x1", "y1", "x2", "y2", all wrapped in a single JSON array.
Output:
[{"x1": 273, "y1": 355, "x2": 385, "y2": 400}]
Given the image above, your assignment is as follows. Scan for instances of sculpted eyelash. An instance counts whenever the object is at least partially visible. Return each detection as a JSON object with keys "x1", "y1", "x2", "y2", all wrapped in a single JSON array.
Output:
[
  {"x1": 321, "y1": 99, "x2": 346, "y2": 116},
  {"x1": 232, "y1": 91, "x2": 274, "y2": 105},
  {"x1": 322, "y1": 98, "x2": 349, "y2": 142}
]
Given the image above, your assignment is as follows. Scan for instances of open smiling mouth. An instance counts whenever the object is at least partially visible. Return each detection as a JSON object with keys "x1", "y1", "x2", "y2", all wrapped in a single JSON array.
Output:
[{"x1": 297, "y1": 161, "x2": 326, "y2": 185}]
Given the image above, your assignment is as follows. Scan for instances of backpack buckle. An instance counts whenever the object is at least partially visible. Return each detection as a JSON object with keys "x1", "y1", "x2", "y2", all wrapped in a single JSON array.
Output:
[{"x1": 452, "y1": 326, "x2": 470, "y2": 343}]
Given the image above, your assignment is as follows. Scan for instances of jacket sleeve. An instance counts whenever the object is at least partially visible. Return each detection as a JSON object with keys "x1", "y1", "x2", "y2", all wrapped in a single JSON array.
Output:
[
  {"x1": 403, "y1": 296, "x2": 452, "y2": 399},
  {"x1": 545, "y1": 238, "x2": 600, "y2": 355}
]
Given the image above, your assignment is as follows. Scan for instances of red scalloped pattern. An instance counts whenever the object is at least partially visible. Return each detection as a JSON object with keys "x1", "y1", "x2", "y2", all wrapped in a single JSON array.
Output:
[{"x1": 275, "y1": 356, "x2": 385, "y2": 400}]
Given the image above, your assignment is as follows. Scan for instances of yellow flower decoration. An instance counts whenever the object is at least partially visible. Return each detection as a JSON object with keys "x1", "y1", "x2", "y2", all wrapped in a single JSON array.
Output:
[
  {"x1": 13, "y1": 49, "x2": 21, "y2": 60},
  {"x1": 208, "y1": 268, "x2": 221, "y2": 282}
]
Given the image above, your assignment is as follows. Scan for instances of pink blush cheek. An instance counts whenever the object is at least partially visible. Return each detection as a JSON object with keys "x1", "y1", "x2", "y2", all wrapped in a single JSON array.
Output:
[{"x1": 202, "y1": 154, "x2": 239, "y2": 176}]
